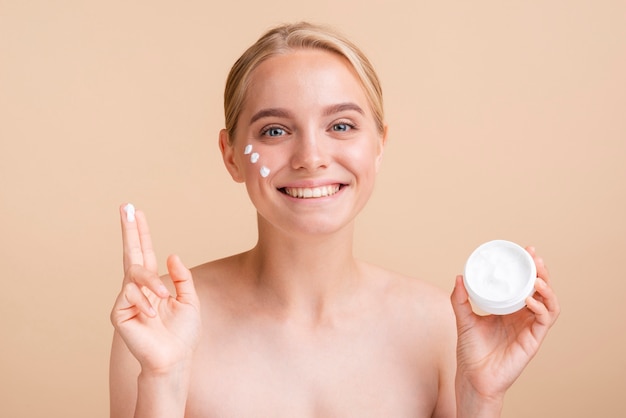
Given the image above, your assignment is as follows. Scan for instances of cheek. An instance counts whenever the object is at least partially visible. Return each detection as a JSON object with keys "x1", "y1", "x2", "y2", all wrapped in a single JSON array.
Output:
[
  {"x1": 343, "y1": 141, "x2": 380, "y2": 173},
  {"x1": 241, "y1": 143, "x2": 277, "y2": 180}
]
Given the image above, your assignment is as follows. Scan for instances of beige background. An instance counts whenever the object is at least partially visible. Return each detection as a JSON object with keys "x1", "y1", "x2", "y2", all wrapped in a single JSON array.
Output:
[{"x1": 1, "y1": 1, "x2": 624, "y2": 417}]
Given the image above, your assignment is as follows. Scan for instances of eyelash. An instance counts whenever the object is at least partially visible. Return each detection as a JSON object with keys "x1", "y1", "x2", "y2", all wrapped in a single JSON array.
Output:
[
  {"x1": 260, "y1": 125, "x2": 288, "y2": 138},
  {"x1": 258, "y1": 120, "x2": 357, "y2": 138},
  {"x1": 331, "y1": 121, "x2": 356, "y2": 132}
]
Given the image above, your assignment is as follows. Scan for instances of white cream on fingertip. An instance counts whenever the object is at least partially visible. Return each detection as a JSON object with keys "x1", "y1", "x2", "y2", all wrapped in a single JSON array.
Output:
[
  {"x1": 124, "y1": 203, "x2": 136, "y2": 222},
  {"x1": 260, "y1": 166, "x2": 270, "y2": 177}
]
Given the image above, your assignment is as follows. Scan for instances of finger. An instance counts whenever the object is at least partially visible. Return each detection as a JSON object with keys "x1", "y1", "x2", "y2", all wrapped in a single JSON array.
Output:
[
  {"x1": 525, "y1": 246, "x2": 551, "y2": 284},
  {"x1": 120, "y1": 203, "x2": 159, "y2": 275},
  {"x1": 524, "y1": 297, "x2": 553, "y2": 346},
  {"x1": 167, "y1": 255, "x2": 199, "y2": 306},
  {"x1": 532, "y1": 277, "x2": 560, "y2": 319},
  {"x1": 534, "y1": 256, "x2": 550, "y2": 284},
  {"x1": 450, "y1": 275, "x2": 476, "y2": 329},
  {"x1": 530, "y1": 289, "x2": 546, "y2": 306},
  {"x1": 120, "y1": 203, "x2": 144, "y2": 272},
  {"x1": 135, "y1": 209, "x2": 158, "y2": 273},
  {"x1": 111, "y1": 282, "x2": 157, "y2": 325},
  {"x1": 126, "y1": 264, "x2": 170, "y2": 299},
  {"x1": 525, "y1": 281, "x2": 560, "y2": 344}
]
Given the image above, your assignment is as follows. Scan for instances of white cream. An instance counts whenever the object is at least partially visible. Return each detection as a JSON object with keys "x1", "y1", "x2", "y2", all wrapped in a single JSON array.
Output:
[
  {"x1": 124, "y1": 203, "x2": 136, "y2": 222},
  {"x1": 244, "y1": 145, "x2": 269, "y2": 178},
  {"x1": 464, "y1": 240, "x2": 536, "y2": 315}
]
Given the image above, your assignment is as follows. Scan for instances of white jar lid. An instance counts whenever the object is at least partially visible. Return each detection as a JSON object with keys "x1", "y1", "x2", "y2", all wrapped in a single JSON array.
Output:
[{"x1": 464, "y1": 240, "x2": 537, "y2": 315}]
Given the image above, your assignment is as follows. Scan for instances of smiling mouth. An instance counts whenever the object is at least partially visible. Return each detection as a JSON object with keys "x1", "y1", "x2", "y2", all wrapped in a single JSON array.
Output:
[{"x1": 280, "y1": 184, "x2": 343, "y2": 199}]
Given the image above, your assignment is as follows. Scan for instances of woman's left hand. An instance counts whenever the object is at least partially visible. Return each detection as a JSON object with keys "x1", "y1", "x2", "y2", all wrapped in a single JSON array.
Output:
[{"x1": 450, "y1": 246, "x2": 560, "y2": 404}]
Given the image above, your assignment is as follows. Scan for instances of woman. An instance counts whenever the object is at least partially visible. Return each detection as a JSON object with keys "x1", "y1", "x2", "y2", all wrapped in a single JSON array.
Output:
[{"x1": 110, "y1": 22, "x2": 559, "y2": 417}]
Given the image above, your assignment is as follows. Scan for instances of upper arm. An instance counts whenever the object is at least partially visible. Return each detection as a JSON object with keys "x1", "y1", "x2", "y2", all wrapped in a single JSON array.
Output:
[
  {"x1": 109, "y1": 331, "x2": 140, "y2": 418},
  {"x1": 431, "y1": 291, "x2": 458, "y2": 418},
  {"x1": 394, "y1": 275, "x2": 458, "y2": 418}
]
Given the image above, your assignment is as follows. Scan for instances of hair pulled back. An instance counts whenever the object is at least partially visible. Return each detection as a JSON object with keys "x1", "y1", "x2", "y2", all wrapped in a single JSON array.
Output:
[{"x1": 223, "y1": 22, "x2": 384, "y2": 142}]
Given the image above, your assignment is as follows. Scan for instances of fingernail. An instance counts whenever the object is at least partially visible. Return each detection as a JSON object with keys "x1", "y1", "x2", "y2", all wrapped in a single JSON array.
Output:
[
  {"x1": 148, "y1": 307, "x2": 157, "y2": 317},
  {"x1": 158, "y1": 285, "x2": 169, "y2": 297},
  {"x1": 124, "y1": 203, "x2": 136, "y2": 222}
]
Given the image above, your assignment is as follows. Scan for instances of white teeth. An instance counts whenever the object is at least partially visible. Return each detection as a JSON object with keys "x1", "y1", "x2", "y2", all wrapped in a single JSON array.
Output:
[{"x1": 283, "y1": 185, "x2": 341, "y2": 199}]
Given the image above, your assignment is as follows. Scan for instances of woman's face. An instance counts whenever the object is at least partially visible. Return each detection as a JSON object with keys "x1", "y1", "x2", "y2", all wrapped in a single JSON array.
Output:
[{"x1": 221, "y1": 48, "x2": 386, "y2": 237}]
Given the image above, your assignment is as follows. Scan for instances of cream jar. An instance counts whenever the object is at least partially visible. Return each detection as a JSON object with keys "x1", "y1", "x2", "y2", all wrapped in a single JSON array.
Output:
[{"x1": 464, "y1": 240, "x2": 537, "y2": 315}]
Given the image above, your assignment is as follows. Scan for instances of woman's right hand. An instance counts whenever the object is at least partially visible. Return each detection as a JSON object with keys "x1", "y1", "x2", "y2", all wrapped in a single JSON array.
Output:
[{"x1": 110, "y1": 204, "x2": 201, "y2": 375}]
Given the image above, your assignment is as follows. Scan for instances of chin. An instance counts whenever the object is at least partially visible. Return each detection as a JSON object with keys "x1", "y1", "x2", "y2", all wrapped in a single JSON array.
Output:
[{"x1": 260, "y1": 212, "x2": 356, "y2": 238}]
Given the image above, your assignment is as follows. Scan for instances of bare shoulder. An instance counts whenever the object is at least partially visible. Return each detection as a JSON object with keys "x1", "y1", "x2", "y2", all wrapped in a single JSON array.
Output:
[
  {"x1": 160, "y1": 254, "x2": 242, "y2": 300},
  {"x1": 187, "y1": 256, "x2": 456, "y2": 330},
  {"x1": 359, "y1": 260, "x2": 454, "y2": 321},
  {"x1": 186, "y1": 253, "x2": 248, "y2": 302},
  {"x1": 358, "y1": 260, "x2": 457, "y2": 414},
  {"x1": 188, "y1": 253, "x2": 242, "y2": 283},
  {"x1": 357, "y1": 260, "x2": 457, "y2": 355}
]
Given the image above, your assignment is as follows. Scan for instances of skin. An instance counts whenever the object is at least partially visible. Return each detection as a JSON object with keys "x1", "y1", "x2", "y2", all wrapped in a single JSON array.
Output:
[{"x1": 110, "y1": 49, "x2": 560, "y2": 417}]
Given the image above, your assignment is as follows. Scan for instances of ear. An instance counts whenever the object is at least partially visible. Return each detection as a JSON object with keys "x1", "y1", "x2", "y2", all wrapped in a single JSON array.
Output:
[
  {"x1": 375, "y1": 124, "x2": 388, "y2": 172},
  {"x1": 219, "y1": 129, "x2": 245, "y2": 183}
]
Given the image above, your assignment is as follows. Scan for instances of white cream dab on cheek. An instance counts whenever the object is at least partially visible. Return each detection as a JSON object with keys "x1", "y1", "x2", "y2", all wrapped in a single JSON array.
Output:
[
  {"x1": 464, "y1": 240, "x2": 536, "y2": 315},
  {"x1": 243, "y1": 145, "x2": 270, "y2": 178},
  {"x1": 124, "y1": 203, "x2": 136, "y2": 222}
]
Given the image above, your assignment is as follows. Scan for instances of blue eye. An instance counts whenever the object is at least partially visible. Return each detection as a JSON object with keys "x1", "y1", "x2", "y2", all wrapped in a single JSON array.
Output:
[
  {"x1": 332, "y1": 123, "x2": 352, "y2": 132},
  {"x1": 263, "y1": 127, "x2": 286, "y2": 137}
]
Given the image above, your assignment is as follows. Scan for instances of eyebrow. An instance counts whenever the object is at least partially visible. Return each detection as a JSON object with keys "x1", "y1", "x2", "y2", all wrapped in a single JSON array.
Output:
[
  {"x1": 249, "y1": 102, "x2": 365, "y2": 125},
  {"x1": 322, "y1": 102, "x2": 365, "y2": 117},
  {"x1": 249, "y1": 108, "x2": 292, "y2": 125}
]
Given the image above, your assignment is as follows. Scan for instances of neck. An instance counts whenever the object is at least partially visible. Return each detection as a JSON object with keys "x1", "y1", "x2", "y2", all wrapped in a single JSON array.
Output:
[{"x1": 243, "y1": 214, "x2": 360, "y2": 322}]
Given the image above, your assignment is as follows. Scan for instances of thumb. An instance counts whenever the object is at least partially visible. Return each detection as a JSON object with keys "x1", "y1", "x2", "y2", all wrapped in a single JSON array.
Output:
[
  {"x1": 451, "y1": 275, "x2": 475, "y2": 330},
  {"x1": 166, "y1": 254, "x2": 199, "y2": 306}
]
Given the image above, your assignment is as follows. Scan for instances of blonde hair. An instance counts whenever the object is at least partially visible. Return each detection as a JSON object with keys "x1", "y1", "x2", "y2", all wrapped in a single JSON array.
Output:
[{"x1": 223, "y1": 22, "x2": 384, "y2": 142}]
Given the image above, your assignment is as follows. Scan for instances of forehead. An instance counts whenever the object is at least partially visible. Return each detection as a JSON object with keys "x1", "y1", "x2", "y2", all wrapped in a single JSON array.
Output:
[{"x1": 242, "y1": 49, "x2": 370, "y2": 115}]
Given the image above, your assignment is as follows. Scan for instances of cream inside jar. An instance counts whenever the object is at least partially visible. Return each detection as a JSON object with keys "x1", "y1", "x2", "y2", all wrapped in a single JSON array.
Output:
[{"x1": 464, "y1": 240, "x2": 537, "y2": 315}]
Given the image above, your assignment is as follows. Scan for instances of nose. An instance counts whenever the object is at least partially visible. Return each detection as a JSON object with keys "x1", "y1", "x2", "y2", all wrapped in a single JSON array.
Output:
[{"x1": 290, "y1": 129, "x2": 330, "y2": 172}]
